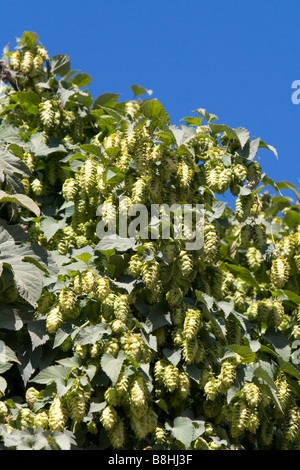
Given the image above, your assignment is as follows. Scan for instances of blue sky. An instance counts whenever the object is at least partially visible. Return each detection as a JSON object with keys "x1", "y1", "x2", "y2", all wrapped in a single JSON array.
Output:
[{"x1": 1, "y1": 0, "x2": 299, "y2": 195}]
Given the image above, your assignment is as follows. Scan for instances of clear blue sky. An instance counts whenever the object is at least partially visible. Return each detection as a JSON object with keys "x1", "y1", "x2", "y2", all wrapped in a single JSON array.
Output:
[{"x1": 1, "y1": 0, "x2": 299, "y2": 194}]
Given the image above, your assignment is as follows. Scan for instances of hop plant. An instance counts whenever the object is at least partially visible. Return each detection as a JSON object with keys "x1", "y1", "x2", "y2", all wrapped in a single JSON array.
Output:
[
  {"x1": 203, "y1": 223, "x2": 219, "y2": 262},
  {"x1": 230, "y1": 400, "x2": 250, "y2": 437},
  {"x1": 218, "y1": 360, "x2": 236, "y2": 390},
  {"x1": 247, "y1": 161, "x2": 262, "y2": 188},
  {"x1": 128, "y1": 254, "x2": 143, "y2": 278},
  {"x1": 114, "y1": 294, "x2": 131, "y2": 323},
  {"x1": 100, "y1": 405, "x2": 118, "y2": 431},
  {"x1": 154, "y1": 426, "x2": 167, "y2": 444},
  {"x1": 0, "y1": 402, "x2": 8, "y2": 423},
  {"x1": 2, "y1": 32, "x2": 300, "y2": 452},
  {"x1": 183, "y1": 309, "x2": 202, "y2": 340},
  {"x1": 46, "y1": 304, "x2": 63, "y2": 334},
  {"x1": 177, "y1": 161, "x2": 194, "y2": 188},
  {"x1": 48, "y1": 396, "x2": 68, "y2": 431},
  {"x1": 235, "y1": 193, "x2": 254, "y2": 222},
  {"x1": 25, "y1": 387, "x2": 39, "y2": 410},
  {"x1": 62, "y1": 178, "x2": 78, "y2": 201},
  {"x1": 141, "y1": 260, "x2": 159, "y2": 289},
  {"x1": 275, "y1": 372, "x2": 292, "y2": 411},
  {"x1": 232, "y1": 164, "x2": 247, "y2": 184},
  {"x1": 59, "y1": 288, "x2": 77, "y2": 314},
  {"x1": 163, "y1": 364, "x2": 179, "y2": 393},
  {"x1": 31, "y1": 178, "x2": 43, "y2": 195},
  {"x1": 39, "y1": 100, "x2": 54, "y2": 127},
  {"x1": 246, "y1": 246, "x2": 263, "y2": 272},
  {"x1": 115, "y1": 372, "x2": 130, "y2": 400},
  {"x1": 285, "y1": 406, "x2": 300, "y2": 442},
  {"x1": 16, "y1": 408, "x2": 34, "y2": 430},
  {"x1": 109, "y1": 418, "x2": 126, "y2": 448},
  {"x1": 242, "y1": 383, "x2": 261, "y2": 408},
  {"x1": 66, "y1": 385, "x2": 88, "y2": 423},
  {"x1": 34, "y1": 411, "x2": 49, "y2": 430},
  {"x1": 130, "y1": 375, "x2": 147, "y2": 409},
  {"x1": 177, "y1": 372, "x2": 191, "y2": 399},
  {"x1": 181, "y1": 336, "x2": 201, "y2": 364},
  {"x1": 178, "y1": 250, "x2": 193, "y2": 277},
  {"x1": 217, "y1": 168, "x2": 232, "y2": 193},
  {"x1": 20, "y1": 50, "x2": 33, "y2": 74},
  {"x1": 80, "y1": 270, "x2": 95, "y2": 293},
  {"x1": 79, "y1": 157, "x2": 98, "y2": 194},
  {"x1": 270, "y1": 257, "x2": 290, "y2": 289},
  {"x1": 204, "y1": 377, "x2": 221, "y2": 401}
]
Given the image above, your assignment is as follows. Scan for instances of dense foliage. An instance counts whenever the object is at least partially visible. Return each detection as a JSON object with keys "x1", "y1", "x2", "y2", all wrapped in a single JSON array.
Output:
[{"x1": 0, "y1": 31, "x2": 300, "y2": 450}]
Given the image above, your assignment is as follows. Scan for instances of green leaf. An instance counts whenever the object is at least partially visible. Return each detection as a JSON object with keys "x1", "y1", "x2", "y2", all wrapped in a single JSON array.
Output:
[
  {"x1": 0, "y1": 233, "x2": 40, "y2": 305},
  {"x1": 0, "y1": 304, "x2": 25, "y2": 331},
  {"x1": 0, "y1": 376, "x2": 7, "y2": 395},
  {"x1": 258, "y1": 139, "x2": 278, "y2": 160},
  {"x1": 50, "y1": 431, "x2": 76, "y2": 450},
  {"x1": 100, "y1": 351, "x2": 126, "y2": 385},
  {"x1": 194, "y1": 108, "x2": 218, "y2": 123},
  {"x1": 225, "y1": 264, "x2": 260, "y2": 289},
  {"x1": 75, "y1": 252, "x2": 92, "y2": 264},
  {"x1": 280, "y1": 360, "x2": 300, "y2": 380},
  {"x1": 0, "y1": 340, "x2": 20, "y2": 364},
  {"x1": 142, "y1": 305, "x2": 172, "y2": 334},
  {"x1": 0, "y1": 363, "x2": 13, "y2": 374},
  {"x1": 283, "y1": 210, "x2": 300, "y2": 229},
  {"x1": 110, "y1": 275, "x2": 141, "y2": 294},
  {"x1": 10, "y1": 91, "x2": 40, "y2": 114},
  {"x1": 182, "y1": 364, "x2": 202, "y2": 383},
  {"x1": 165, "y1": 416, "x2": 195, "y2": 449},
  {"x1": 0, "y1": 147, "x2": 30, "y2": 193},
  {"x1": 57, "y1": 81, "x2": 76, "y2": 107},
  {"x1": 259, "y1": 382, "x2": 282, "y2": 412},
  {"x1": 140, "y1": 99, "x2": 170, "y2": 124},
  {"x1": 192, "y1": 419, "x2": 206, "y2": 440},
  {"x1": 227, "y1": 345, "x2": 256, "y2": 364},
  {"x1": 93, "y1": 93, "x2": 120, "y2": 109},
  {"x1": 71, "y1": 73, "x2": 91, "y2": 87},
  {"x1": 276, "y1": 290, "x2": 300, "y2": 306},
  {"x1": 95, "y1": 235, "x2": 138, "y2": 253},
  {"x1": 0, "y1": 220, "x2": 57, "y2": 305},
  {"x1": 237, "y1": 137, "x2": 260, "y2": 161},
  {"x1": 102, "y1": 166, "x2": 125, "y2": 184},
  {"x1": 169, "y1": 125, "x2": 197, "y2": 147},
  {"x1": 0, "y1": 123, "x2": 26, "y2": 146},
  {"x1": 162, "y1": 348, "x2": 181, "y2": 367},
  {"x1": 80, "y1": 144, "x2": 105, "y2": 161},
  {"x1": 217, "y1": 300, "x2": 234, "y2": 318},
  {"x1": 27, "y1": 320, "x2": 49, "y2": 351},
  {"x1": 253, "y1": 365, "x2": 277, "y2": 391},
  {"x1": 29, "y1": 133, "x2": 66, "y2": 157},
  {"x1": 0, "y1": 190, "x2": 40, "y2": 216},
  {"x1": 180, "y1": 116, "x2": 203, "y2": 127},
  {"x1": 209, "y1": 123, "x2": 250, "y2": 148},
  {"x1": 53, "y1": 324, "x2": 74, "y2": 349},
  {"x1": 40, "y1": 217, "x2": 65, "y2": 241},
  {"x1": 276, "y1": 181, "x2": 300, "y2": 202},
  {"x1": 156, "y1": 398, "x2": 168, "y2": 413},
  {"x1": 130, "y1": 84, "x2": 153, "y2": 97},
  {"x1": 208, "y1": 201, "x2": 228, "y2": 220},
  {"x1": 50, "y1": 54, "x2": 71, "y2": 76},
  {"x1": 264, "y1": 328, "x2": 291, "y2": 362},
  {"x1": 56, "y1": 357, "x2": 80, "y2": 368},
  {"x1": 75, "y1": 324, "x2": 108, "y2": 346},
  {"x1": 19, "y1": 31, "x2": 39, "y2": 48},
  {"x1": 89, "y1": 400, "x2": 107, "y2": 414},
  {"x1": 31, "y1": 365, "x2": 69, "y2": 385}
]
